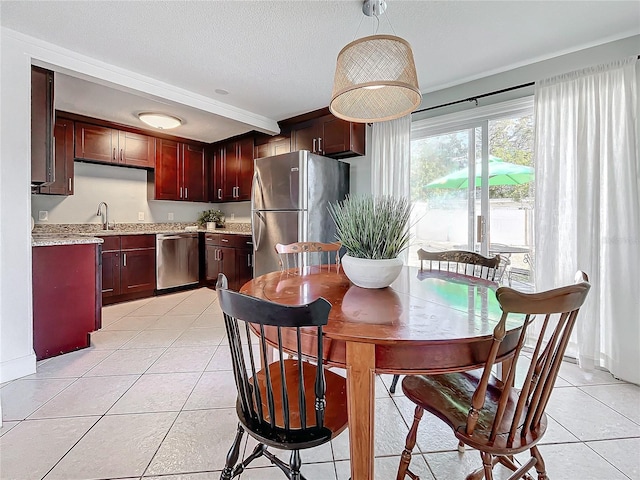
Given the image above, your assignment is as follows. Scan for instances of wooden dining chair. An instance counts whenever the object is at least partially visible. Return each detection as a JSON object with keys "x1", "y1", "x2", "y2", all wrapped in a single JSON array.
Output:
[
  {"x1": 275, "y1": 241, "x2": 342, "y2": 272},
  {"x1": 396, "y1": 271, "x2": 591, "y2": 480},
  {"x1": 417, "y1": 248, "x2": 503, "y2": 282},
  {"x1": 388, "y1": 248, "x2": 503, "y2": 394},
  {"x1": 215, "y1": 273, "x2": 348, "y2": 480}
]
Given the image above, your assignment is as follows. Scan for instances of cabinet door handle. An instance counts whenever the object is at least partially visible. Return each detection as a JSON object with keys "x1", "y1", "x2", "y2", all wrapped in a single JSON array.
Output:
[
  {"x1": 247, "y1": 254, "x2": 252, "y2": 267},
  {"x1": 68, "y1": 177, "x2": 72, "y2": 192},
  {"x1": 312, "y1": 138, "x2": 316, "y2": 153},
  {"x1": 221, "y1": 238, "x2": 229, "y2": 242},
  {"x1": 120, "y1": 149, "x2": 123, "y2": 162},
  {"x1": 318, "y1": 137, "x2": 322, "y2": 153},
  {"x1": 113, "y1": 148, "x2": 116, "y2": 161},
  {"x1": 218, "y1": 188, "x2": 222, "y2": 200},
  {"x1": 185, "y1": 187, "x2": 188, "y2": 199},
  {"x1": 180, "y1": 187, "x2": 183, "y2": 199},
  {"x1": 123, "y1": 253, "x2": 127, "y2": 267},
  {"x1": 218, "y1": 249, "x2": 223, "y2": 261}
]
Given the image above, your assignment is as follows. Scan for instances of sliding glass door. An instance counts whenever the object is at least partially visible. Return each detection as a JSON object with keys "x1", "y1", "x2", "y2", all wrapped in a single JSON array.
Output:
[{"x1": 409, "y1": 99, "x2": 534, "y2": 287}]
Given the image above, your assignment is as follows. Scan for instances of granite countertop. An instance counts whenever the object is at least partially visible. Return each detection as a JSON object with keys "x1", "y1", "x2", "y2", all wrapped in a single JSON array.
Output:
[{"x1": 32, "y1": 222, "x2": 252, "y2": 247}]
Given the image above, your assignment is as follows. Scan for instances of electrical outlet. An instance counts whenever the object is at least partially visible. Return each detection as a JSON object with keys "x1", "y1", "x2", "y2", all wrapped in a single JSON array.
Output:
[
  {"x1": 168, "y1": 212, "x2": 174, "y2": 221},
  {"x1": 230, "y1": 213, "x2": 235, "y2": 220},
  {"x1": 38, "y1": 210, "x2": 48, "y2": 221},
  {"x1": 138, "y1": 212, "x2": 145, "y2": 221}
]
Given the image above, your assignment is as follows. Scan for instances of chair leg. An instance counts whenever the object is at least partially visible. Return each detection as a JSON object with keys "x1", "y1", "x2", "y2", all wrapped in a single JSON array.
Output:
[
  {"x1": 290, "y1": 449, "x2": 302, "y2": 480},
  {"x1": 480, "y1": 451, "x2": 494, "y2": 480},
  {"x1": 397, "y1": 405, "x2": 424, "y2": 480},
  {"x1": 390, "y1": 374, "x2": 401, "y2": 394},
  {"x1": 220, "y1": 423, "x2": 244, "y2": 480},
  {"x1": 530, "y1": 446, "x2": 548, "y2": 480}
]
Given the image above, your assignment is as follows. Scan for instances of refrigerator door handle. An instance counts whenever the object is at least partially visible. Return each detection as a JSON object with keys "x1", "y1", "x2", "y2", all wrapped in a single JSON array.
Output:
[
  {"x1": 252, "y1": 210, "x2": 265, "y2": 251},
  {"x1": 251, "y1": 170, "x2": 264, "y2": 211}
]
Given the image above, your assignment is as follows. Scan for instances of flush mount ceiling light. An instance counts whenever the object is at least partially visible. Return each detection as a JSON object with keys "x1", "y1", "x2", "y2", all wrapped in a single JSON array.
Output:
[
  {"x1": 138, "y1": 112, "x2": 182, "y2": 130},
  {"x1": 330, "y1": 0, "x2": 422, "y2": 123}
]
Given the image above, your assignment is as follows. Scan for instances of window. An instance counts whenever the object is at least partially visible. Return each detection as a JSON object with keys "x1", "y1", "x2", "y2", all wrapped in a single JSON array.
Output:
[{"x1": 409, "y1": 98, "x2": 535, "y2": 288}]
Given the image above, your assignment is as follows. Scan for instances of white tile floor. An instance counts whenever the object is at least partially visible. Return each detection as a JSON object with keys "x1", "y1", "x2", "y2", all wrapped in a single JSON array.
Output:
[{"x1": 1, "y1": 287, "x2": 638, "y2": 480}]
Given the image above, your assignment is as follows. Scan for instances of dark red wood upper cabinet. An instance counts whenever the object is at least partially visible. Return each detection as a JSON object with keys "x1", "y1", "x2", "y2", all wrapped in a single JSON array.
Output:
[
  {"x1": 154, "y1": 140, "x2": 206, "y2": 202},
  {"x1": 291, "y1": 121, "x2": 317, "y2": 153},
  {"x1": 75, "y1": 122, "x2": 155, "y2": 168},
  {"x1": 208, "y1": 145, "x2": 224, "y2": 202},
  {"x1": 236, "y1": 137, "x2": 254, "y2": 201},
  {"x1": 31, "y1": 66, "x2": 55, "y2": 186},
  {"x1": 214, "y1": 137, "x2": 254, "y2": 202},
  {"x1": 37, "y1": 118, "x2": 74, "y2": 195},
  {"x1": 119, "y1": 130, "x2": 155, "y2": 167},
  {"x1": 290, "y1": 112, "x2": 365, "y2": 158},
  {"x1": 75, "y1": 122, "x2": 118, "y2": 163},
  {"x1": 319, "y1": 115, "x2": 365, "y2": 157},
  {"x1": 254, "y1": 133, "x2": 291, "y2": 159},
  {"x1": 155, "y1": 139, "x2": 181, "y2": 200},
  {"x1": 182, "y1": 143, "x2": 206, "y2": 202}
]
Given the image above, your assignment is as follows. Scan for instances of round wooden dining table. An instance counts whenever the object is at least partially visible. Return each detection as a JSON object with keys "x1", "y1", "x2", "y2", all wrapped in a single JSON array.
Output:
[{"x1": 240, "y1": 265, "x2": 522, "y2": 480}]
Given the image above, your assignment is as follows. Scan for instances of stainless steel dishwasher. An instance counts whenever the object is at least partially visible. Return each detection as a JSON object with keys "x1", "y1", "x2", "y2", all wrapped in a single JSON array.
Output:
[{"x1": 156, "y1": 233, "x2": 199, "y2": 290}]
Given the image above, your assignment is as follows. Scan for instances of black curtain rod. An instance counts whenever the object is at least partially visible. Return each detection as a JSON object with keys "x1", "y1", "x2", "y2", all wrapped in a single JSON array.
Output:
[
  {"x1": 413, "y1": 54, "x2": 640, "y2": 115},
  {"x1": 412, "y1": 81, "x2": 535, "y2": 114}
]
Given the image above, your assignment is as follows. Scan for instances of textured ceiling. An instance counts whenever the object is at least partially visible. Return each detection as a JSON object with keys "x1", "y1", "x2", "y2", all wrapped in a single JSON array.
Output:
[{"x1": 2, "y1": 1, "x2": 639, "y2": 142}]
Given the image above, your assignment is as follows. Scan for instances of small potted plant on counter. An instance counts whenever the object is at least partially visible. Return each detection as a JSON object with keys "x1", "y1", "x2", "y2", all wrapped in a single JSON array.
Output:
[
  {"x1": 198, "y1": 209, "x2": 225, "y2": 230},
  {"x1": 328, "y1": 195, "x2": 412, "y2": 288}
]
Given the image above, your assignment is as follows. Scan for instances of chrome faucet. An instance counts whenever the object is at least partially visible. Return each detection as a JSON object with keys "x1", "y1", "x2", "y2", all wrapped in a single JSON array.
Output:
[{"x1": 96, "y1": 202, "x2": 110, "y2": 230}]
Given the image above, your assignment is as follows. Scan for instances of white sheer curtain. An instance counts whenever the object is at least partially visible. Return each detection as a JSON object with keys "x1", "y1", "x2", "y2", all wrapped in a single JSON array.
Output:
[
  {"x1": 371, "y1": 114, "x2": 411, "y2": 197},
  {"x1": 534, "y1": 57, "x2": 640, "y2": 384}
]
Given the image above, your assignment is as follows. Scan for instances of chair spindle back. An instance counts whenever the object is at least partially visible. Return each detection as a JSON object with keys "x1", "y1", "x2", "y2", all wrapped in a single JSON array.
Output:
[
  {"x1": 275, "y1": 242, "x2": 341, "y2": 272},
  {"x1": 417, "y1": 248, "x2": 502, "y2": 282},
  {"x1": 216, "y1": 273, "x2": 332, "y2": 439},
  {"x1": 466, "y1": 271, "x2": 591, "y2": 446}
]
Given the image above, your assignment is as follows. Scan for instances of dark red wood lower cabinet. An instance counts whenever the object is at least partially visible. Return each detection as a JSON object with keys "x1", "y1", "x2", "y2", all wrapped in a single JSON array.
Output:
[{"x1": 32, "y1": 243, "x2": 101, "y2": 360}]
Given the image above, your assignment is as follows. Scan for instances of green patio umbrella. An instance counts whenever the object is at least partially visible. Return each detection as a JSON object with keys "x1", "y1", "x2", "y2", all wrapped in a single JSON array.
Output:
[{"x1": 426, "y1": 156, "x2": 534, "y2": 189}]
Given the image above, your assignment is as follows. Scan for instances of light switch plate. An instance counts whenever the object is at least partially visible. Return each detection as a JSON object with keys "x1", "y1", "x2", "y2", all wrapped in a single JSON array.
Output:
[
  {"x1": 168, "y1": 212, "x2": 174, "y2": 220},
  {"x1": 38, "y1": 210, "x2": 48, "y2": 221},
  {"x1": 138, "y1": 212, "x2": 145, "y2": 221}
]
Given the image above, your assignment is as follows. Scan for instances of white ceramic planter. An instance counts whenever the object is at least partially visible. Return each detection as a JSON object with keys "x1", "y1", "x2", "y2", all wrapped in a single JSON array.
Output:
[{"x1": 341, "y1": 254, "x2": 403, "y2": 289}]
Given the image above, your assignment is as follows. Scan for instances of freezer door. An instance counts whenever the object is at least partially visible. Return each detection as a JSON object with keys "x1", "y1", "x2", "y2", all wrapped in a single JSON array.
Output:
[
  {"x1": 252, "y1": 210, "x2": 306, "y2": 277},
  {"x1": 252, "y1": 151, "x2": 307, "y2": 211}
]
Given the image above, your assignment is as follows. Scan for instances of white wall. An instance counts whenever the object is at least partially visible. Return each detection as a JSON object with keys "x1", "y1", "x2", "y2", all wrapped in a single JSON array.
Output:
[
  {"x1": 0, "y1": 31, "x2": 37, "y2": 383},
  {"x1": 31, "y1": 162, "x2": 252, "y2": 225},
  {"x1": 414, "y1": 35, "x2": 640, "y2": 120}
]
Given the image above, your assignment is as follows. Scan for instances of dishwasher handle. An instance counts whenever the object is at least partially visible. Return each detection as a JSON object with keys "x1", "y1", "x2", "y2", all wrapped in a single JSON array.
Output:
[{"x1": 157, "y1": 233, "x2": 198, "y2": 240}]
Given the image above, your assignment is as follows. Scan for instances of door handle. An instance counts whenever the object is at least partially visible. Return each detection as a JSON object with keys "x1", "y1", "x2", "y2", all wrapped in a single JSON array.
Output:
[
  {"x1": 318, "y1": 137, "x2": 322, "y2": 153},
  {"x1": 120, "y1": 149, "x2": 123, "y2": 162},
  {"x1": 113, "y1": 148, "x2": 116, "y2": 161},
  {"x1": 218, "y1": 188, "x2": 222, "y2": 200},
  {"x1": 476, "y1": 215, "x2": 485, "y2": 242},
  {"x1": 180, "y1": 187, "x2": 183, "y2": 199},
  {"x1": 68, "y1": 177, "x2": 72, "y2": 192},
  {"x1": 247, "y1": 254, "x2": 252, "y2": 267},
  {"x1": 185, "y1": 187, "x2": 188, "y2": 199},
  {"x1": 123, "y1": 253, "x2": 127, "y2": 267}
]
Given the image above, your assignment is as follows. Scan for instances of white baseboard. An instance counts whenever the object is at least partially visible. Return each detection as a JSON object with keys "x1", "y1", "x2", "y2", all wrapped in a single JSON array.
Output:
[{"x1": 0, "y1": 352, "x2": 36, "y2": 383}]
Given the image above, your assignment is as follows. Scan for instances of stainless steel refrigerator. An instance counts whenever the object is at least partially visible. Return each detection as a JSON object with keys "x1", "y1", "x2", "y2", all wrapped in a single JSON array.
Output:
[{"x1": 252, "y1": 150, "x2": 350, "y2": 277}]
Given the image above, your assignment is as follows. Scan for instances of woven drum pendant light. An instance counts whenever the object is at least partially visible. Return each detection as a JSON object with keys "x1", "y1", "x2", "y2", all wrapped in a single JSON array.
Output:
[{"x1": 330, "y1": 1, "x2": 422, "y2": 123}]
